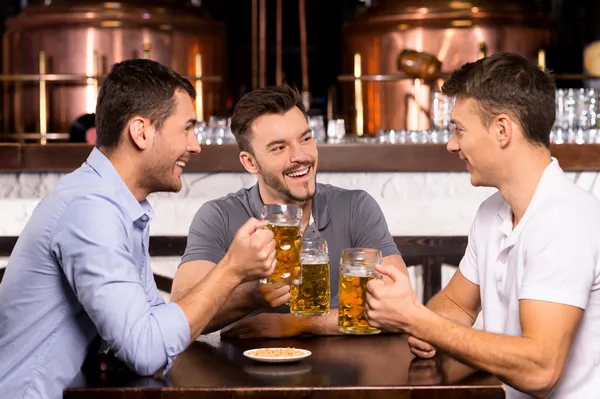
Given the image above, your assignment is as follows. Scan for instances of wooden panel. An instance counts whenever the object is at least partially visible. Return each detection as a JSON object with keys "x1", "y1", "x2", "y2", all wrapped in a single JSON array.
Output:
[
  {"x1": 20, "y1": 144, "x2": 92, "y2": 172},
  {"x1": 0, "y1": 144, "x2": 20, "y2": 171},
  {"x1": 1, "y1": 142, "x2": 600, "y2": 172}
]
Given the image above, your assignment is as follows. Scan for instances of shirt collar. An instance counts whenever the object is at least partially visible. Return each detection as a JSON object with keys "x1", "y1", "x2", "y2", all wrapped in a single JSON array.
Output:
[
  {"x1": 85, "y1": 147, "x2": 153, "y2": 224},
  {"x1": 496, "y1": 157, "x2": 564, "y2": 239},
  {"x1": 249, "y1": 183, "x2": 331, "y2": 230}
]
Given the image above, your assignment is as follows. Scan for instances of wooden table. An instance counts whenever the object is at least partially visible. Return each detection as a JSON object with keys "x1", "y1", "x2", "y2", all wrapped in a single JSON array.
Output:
[{"x1": 64, "y1": 333, "x2": 505, "y2": 398}]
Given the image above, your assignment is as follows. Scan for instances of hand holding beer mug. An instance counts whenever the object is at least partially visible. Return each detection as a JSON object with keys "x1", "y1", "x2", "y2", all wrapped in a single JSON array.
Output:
[
  {"x1": 290, "y1": 236, "x2": 330, "y2": 317},
  {"x1": 222, "y1": 217, "x2": 277, "y2": 283},
  {"x1": 338, "y1": 248, "x2": 382, "y2": 335},
  {"x1": 260, "y1": 204, "x2": 302, "y2": 285}
]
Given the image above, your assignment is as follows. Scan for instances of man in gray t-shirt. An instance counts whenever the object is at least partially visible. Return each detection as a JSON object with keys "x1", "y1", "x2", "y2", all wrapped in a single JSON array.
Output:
[{"x1": 172, "y1": 85, "x2": 409, "y2": 338}]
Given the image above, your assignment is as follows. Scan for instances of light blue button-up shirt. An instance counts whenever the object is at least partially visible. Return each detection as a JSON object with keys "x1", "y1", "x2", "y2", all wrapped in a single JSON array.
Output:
[{"x1": 0, "y1": 148, "x2": 190, "y2": 399}]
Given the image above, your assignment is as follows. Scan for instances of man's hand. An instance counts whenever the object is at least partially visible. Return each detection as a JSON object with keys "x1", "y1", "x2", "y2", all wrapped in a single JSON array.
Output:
[
  {"x1": 221, "y1": 218, "x2": 277, "y2": 283},
  {"x1": 408, "y1": 335, "x2": 437, "y2": 359},
  {"x1": 252, "y1": 283, "x2": 291, "y2": 309},
  {"x1": 220, "y1": 313, "x2": 306, "y2": 339},
  {"x1": 365, "y1": 263, "x2": 421, "y2": 333}
]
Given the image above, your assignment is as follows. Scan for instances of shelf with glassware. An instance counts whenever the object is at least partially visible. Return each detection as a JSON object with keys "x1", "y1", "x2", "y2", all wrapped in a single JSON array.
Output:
[{"x1": 2, "y1": 141, "x2": 600, "y2": 172}]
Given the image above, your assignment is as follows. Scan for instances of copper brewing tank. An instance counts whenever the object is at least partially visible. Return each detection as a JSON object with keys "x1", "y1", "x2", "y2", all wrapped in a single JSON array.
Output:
[
  {"x1": 1, "y1": 0, "x2": 225, "y2": 141},
  {"x1": 341, "y1": 0, "x2": 554, "y2": 134}
]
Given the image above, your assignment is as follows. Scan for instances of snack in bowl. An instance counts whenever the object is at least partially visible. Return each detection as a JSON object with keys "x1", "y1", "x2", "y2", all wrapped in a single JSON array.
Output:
[
  {"x1": 248, "y1": 348, "x2": 305, "y2": 357},
  {"x1": 243, "y1": 347, "x2": 312, "y2": 363}
]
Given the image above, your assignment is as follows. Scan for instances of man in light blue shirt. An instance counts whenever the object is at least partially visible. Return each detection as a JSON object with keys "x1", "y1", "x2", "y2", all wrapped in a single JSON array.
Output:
[{"x1": 0, "y1": 59, "x2": 278, "y2": 399}]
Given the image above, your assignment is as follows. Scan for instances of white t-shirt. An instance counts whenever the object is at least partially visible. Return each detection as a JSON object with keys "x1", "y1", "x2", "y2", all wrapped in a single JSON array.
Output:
[{"x1": 460, "y1": 158, "x2": 600, "y2": 399}]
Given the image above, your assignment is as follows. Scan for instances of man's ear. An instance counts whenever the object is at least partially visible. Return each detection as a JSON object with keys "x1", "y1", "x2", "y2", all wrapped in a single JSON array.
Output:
[
  {"x1": 494, "y1": 113, "x2": 513, "y2": 149},
  {"x1": 127, "y1": 116, "x2": 153, "y2": 150},
  {"x1": 240, "y1": 151, "x2": 259, "y2": 174}
]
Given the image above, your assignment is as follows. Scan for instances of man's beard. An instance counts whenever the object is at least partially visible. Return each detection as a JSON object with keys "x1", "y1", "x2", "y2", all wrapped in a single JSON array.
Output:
[
  {"x1": 139, "y1": 136, "x2": 183, "y2": 195},
  {"x1": 257, "y1": 160, "x2": 315, "y2": 202}
]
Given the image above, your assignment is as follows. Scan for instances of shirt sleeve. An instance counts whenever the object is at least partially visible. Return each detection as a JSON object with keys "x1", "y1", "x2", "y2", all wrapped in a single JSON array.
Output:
[
  {"x1": 51, "y1": 195, "x2": 191, "y2": 376},
  {"x1": 519, "y1": 213, "x2": 596, "y2": 309},
  {"x1": 459, "y1": 220, "x2": 479, "y2": 286},
  {"x1": 351, "y1": 191, "x2": 400, "y2": 258},
  {"x1": 143, "y1": 231, "x2": 165, "y2": 308},
  {"x1": 180, "y1": 201, "x2": 229, "y2": 266}
]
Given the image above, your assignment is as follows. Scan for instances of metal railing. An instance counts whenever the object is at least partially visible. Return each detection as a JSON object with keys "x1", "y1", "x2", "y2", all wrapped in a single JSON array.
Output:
[{"x1": 0, "y1": 50, "x2": 222, "y2": 144}]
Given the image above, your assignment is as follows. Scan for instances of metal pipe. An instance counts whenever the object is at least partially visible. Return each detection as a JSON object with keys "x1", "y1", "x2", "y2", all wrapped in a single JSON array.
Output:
[
  {"x1": 299, "y1": 0, "x2": 308, "y2": 92},
  {"x1": 0, "y1": 74, "x2": 221, "y2": 82},
  {"x1": 259, "y1": 0, "x2": 266, "y2": 88},
  {"x1": 538, "y1": 49, "x2": 546, "y2": 70},
  {"x1": 478, "y1": 42, "x2": 487, "y2": 59},
  {"x1": 38, "y1": 50, "x2": 47, "y2": 145},
  {"x1": 195, "y1": 53, "x2": 203, "y2": 122},
  {"x1": 353, "y1": 53, "x2": 363, "y2": 137},
  {"x1": 276, "y1": 0, "x2": 282, "y2": 86},
  {"x1": 252, "y1": 0, "x2": 258, "y2": 89},
  {"x1": 142, "y1": 43, "x2": 151, "y2": 60},
  {"x1": 2, "y1": 33, "x2": 9, "y2": 135},
  {"x1": 327, "y1": 86, "x2": 335, "y2": 121}
]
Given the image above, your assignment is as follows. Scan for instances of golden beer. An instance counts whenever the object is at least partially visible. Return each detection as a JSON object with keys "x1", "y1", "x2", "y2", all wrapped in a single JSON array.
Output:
[
  {"x1": 338, "y1": 272, "x2": 380, "y2": 334},
  {"x1": 290, "y1": 260, "x2": 330, "y2": 317},
  {"x1": 338, "y1": 248, "x2": 382, "y2": 335},
  {"x1": 264, "y1": 223, "x2": 302, "y2": 285}
]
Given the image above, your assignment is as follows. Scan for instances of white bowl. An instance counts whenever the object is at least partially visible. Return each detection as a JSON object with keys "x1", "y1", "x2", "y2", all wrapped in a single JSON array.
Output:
[{"x1": 243, "y1": 348, "x2": 312, "y2": 363}]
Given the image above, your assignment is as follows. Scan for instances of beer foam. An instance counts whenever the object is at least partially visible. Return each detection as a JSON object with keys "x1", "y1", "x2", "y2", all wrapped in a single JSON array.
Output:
[
  {"x1": 268, "y1": 220, "x2": 301, "y2": 227},
  {"x1": 301, "y1": 255, "x2": 329, "y2": 265},
  {"x1": 342, "y1": 264, "x2": 376, "y2": 278}
]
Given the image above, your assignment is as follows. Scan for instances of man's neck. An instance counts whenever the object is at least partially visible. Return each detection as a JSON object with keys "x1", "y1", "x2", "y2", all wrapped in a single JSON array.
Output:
[
  {"x1": 257, "y1": 182, "x2": 313, "y2": 231},
  {"x1": 100, "y1": 147, "x2": 147, "y2": 201},
  {"x1": 497, "y1": 151, "x2": 552, "y2": 227}
]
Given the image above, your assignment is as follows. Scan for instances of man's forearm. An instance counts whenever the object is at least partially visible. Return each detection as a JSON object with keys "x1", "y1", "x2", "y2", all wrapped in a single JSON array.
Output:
[
  {"x1": 426, "y1": 292, "x2": 476, "y2": 327},
  {"x1": 201, "y1": 282, "x2": 259, "y2": 333},
  {"x1": 175, "y1": 265, "x2": 247, "y2": 339},
  {"x1": 303, "y1": 309, "x2": 343, "y2": 336},
  {"x1": 409, "y1": 305, "x2": 554, "y2": 398}
]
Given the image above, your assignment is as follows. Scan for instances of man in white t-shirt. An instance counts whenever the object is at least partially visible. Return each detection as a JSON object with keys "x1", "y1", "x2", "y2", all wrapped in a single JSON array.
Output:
[{"x1": 365, "y1": 52, "x2": 600, "y2": 398}]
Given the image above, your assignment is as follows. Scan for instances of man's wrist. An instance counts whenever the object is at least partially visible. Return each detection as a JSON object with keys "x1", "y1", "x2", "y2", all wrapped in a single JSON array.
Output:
[
  {"x1": 214, "y1": 256, "x2": 244, "y2": 288},
  {"x1": 303, "y1": 310, "x2": 337, "y2": 335},
  {"x1": 406, "y1": 302, "x2": 437, "y2": 338}
]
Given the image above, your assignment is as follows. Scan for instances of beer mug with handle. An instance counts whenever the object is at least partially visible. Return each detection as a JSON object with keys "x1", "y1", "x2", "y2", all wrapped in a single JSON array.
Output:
[
  {"x1": 260, "y1": 204, "x2": 302, "y2": 285},
  {"x1": 338, "y1": 248, "x2": 382, "y2": 335},
  {"x1": 290, "y1": 235, "x2": 330, "y2": 317}
]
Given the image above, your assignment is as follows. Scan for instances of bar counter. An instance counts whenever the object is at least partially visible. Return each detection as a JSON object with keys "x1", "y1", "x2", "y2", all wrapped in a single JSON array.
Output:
[
  {"x1": 64, "y1": 333, "x2": 505, "y2": 399},
  {"x1": 2, "y1": 142, "x2": 600, "y2": 172}
]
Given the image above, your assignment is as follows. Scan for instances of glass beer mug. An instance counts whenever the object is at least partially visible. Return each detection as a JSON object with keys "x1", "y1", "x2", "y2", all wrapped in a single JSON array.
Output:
[
  {"x1": 338, "y1": 248, "x2": 382, "y2": 335},
  {"x1": 260, "y1": 204, "x2": 302, "y2": 285},
  {"x1": 290, "y1": 236, "x2": 330, "y2": 317}
]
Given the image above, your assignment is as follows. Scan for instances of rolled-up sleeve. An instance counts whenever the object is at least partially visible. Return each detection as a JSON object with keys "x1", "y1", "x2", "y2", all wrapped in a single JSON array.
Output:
[{"x1": 51, "y1": 195, "x2": 190, "y2": 375}]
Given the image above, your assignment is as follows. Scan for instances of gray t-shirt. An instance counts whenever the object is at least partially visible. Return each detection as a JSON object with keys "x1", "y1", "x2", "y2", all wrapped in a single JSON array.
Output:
[{"x1": 181, "y1": 183, "x2": 400, "y2": 310}]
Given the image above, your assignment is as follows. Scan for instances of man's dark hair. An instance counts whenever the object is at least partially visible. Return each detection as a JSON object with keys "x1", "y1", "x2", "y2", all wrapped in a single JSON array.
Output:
[
  {"x1": 95, "y1": 59, "x2": 196, "y2": 148},
  {"x1": 231, "y1": 85, "x2": 306, "y2": 153},
  {"x1": 442, "y1": 52, "x2": 555, "y2": 148}
]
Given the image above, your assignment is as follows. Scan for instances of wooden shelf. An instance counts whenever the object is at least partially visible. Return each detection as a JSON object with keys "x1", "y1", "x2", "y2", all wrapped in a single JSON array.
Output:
[{"x1": 1, "y1": 143, "x2": 600, "y2": 172}]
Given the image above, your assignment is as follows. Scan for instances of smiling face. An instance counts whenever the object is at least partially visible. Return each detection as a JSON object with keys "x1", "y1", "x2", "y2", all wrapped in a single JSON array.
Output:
[
  {"x1": 242, "y1": 106, "x2": 318, "y2": 203},
  {"x1": 447, "y1": 96, "x2": 500, "y2": 187},
  {"x1": 141, "y1": 89, "x2": 200, "y2": 194}
]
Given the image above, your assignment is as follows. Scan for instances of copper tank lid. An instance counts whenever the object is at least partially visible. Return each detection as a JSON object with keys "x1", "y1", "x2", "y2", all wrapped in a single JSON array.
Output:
[
  {"x1": 5, "y1": 0, "x2": 221, "y2": 32},
  {"x1": 346, "y1": 0, "x2": 552, "y2": 30}
]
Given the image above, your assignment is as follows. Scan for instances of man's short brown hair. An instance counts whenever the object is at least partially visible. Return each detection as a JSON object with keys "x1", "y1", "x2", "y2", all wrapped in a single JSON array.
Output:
[
  {"x1": 442, "y1": 52, "x2": 556, "y2": 148},
  {"x1": 230, "y1": 85, "x2": 306, "y2": 153}
]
